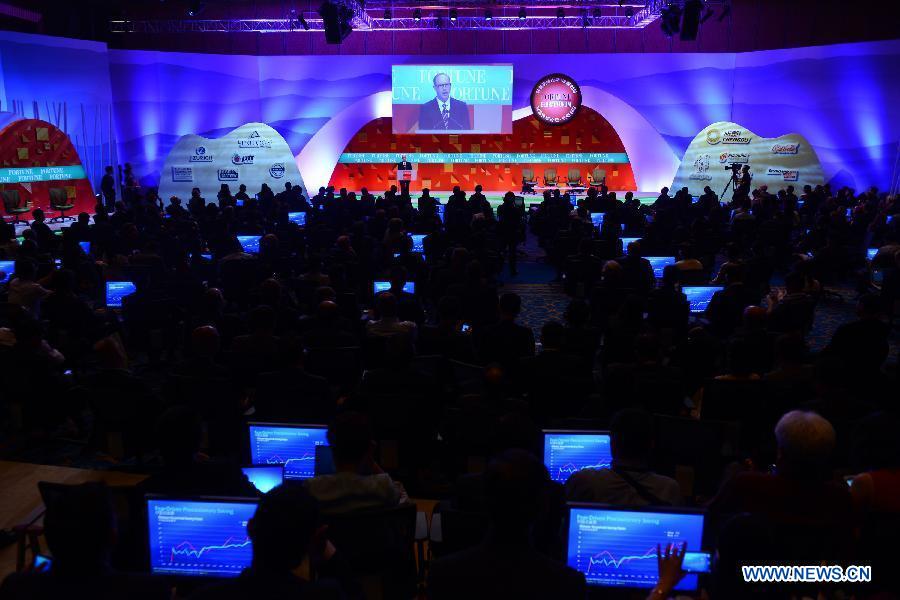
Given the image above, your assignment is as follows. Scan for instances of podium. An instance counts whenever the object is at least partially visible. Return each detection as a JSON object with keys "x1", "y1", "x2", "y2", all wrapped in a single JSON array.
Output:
[{"x1": 398, "y1": 168, "x2": 416, "y2": 182}]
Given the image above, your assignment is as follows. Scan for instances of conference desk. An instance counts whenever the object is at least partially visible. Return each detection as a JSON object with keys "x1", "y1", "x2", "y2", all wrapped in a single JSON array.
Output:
[{"x1": 0, "y1": 460, "x2": 147, "y2": 578}]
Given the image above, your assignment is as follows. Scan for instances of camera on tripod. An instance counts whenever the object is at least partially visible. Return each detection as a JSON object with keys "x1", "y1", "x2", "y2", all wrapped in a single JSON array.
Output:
[{"x1": 725, "y1": 163, "x2": 742, "y2": 172}]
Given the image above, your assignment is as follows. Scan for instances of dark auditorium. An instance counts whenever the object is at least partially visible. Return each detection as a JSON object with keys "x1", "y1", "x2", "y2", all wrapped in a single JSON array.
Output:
[{"x1": 0, "y1": 1, "x2": 899, "y2": 598}]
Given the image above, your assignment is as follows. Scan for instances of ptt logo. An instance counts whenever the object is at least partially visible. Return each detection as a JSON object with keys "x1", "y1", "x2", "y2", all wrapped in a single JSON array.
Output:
[
  {"x1": 719, "y1": 152, "x2": 750, "y2": 163},
  {"x1": 189, "y1": 146, "x2": 213, "y2": 162},
  {"x1": 231, "y1": 154, "x2": 255, "y2": 165},
  {"x1": 269, "y1": 163, "x2": 285, "y2": 178},
  {"x1": 217, "y1": 169, "x2": 239, "y2": 181}
]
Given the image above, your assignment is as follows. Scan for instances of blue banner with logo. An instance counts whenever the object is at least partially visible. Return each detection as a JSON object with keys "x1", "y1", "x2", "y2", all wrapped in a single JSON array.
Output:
[{"x1": 338, "y1": 152, "x2": 630, "y2": 164}]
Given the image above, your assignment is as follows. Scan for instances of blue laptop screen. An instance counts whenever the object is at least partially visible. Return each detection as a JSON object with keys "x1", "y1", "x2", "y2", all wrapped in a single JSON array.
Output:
[
  {"x1": 147, "y1": 498, "x2": 257, "y2": 578},
  {"x1": 620, "y1": 237, "x2": 640, "y2": 247},
  {"x1": 78, "y1": 241, "x2": 91, "y2": 255},
  {"x1": 567, "y1": 507, "x2": 704, "y2": 590},
  {"x1": 590, "y1": 213, "x2": 604, "y2": 228},
  {"x1": 0, "y1": 260, "x2": 14, "y2": 284},
  {"x1": 866, "y1": 248, "x2": 878, "y2": 261},
  {"x1": 683, "y1": 286, "x2": 722, "y2": 313},
  {"x1": 645, "y1": 257, "x2": 676, "y2": 279},
  {"x1": 287, "y1": 212, "x2": 307, "y2": 226},
  {"x1": 241, "y1": 466, "x2": 284, "y2": 494},
  {"x1": 543, "y1": 431, "x2": 612, "y2": 484},
  {"x1": 236, "y1": 235, "x2": 261, "y2": 254},
  {"x1": 248, "y1": 424, "x2": 328, "y2": 480},
  {"x1": 410, "y1": 234, "x2": 426, "y2": 254},
  {"x1": 105, "y1": 281, "x2": 136, "y2": 308},
  {"x1": 373, "y1": 281, "x2": 415, "y2": 295}
]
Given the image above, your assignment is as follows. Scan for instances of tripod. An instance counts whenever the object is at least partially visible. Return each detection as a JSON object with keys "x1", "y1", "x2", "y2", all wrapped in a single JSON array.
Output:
[{"x1": 721, "y1": 169, "x2": 739, "y2": 199}]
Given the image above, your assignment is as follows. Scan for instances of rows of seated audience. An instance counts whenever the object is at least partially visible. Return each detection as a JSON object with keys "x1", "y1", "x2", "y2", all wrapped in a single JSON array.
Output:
[{"x1": 0, "y1": 176, "x2": 898, "y2": 599}]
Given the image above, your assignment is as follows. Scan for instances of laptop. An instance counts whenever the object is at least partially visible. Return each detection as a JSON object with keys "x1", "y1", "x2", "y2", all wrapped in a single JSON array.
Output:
[
  {"x1": 105, "y1": 281, "x2": 137, "y2": 308},
  {"x1": 247, "y1": 422, "x2": 328, "y2": 480},
  {"x1": 683, "y1": 286, "x2": 723, "y2": 314},
  {"x1": 146, "y1": 496, "x2": 257, "y2": 578},
  {"x1": 645, "y1": 256, "x2": 676, "y2": 279},
  {"x1": 0, "y1": 260, "x2": 14, "y2": 284},
  {"x1": 620, "y1": 237, "x2": 640, "y2": 247},
  {"x1": 236, "y1": 235, "x2": 261, "y2": 254},
  {"x1": 287, "y1": 211, "x2": 307, "y2": 227},
  {"x1": 436, "y1": 204, "x2": 445, "y2": 222},
  {"x1": 78, "y1": 241, "x2": 91, "y2": 255},
  {"x1": 543, "y1": 430, "x2": 612, "y2": 484},
  {"x1": 566, "y1": 504, "x2": 705, "y2": 590},
  {"x1": 410, "y1": 234, "x2": 426, "y2": 254},
  {"x1": 241, "y1": 465, "x2": 284, "y2": 494},
  {"x1": 866, "y1": 248, "x2": 878, "y2": 262},
  {"x1": 590, "y1": 213, "x2": 605, "y2": 229},
  {"x1": 373, "y1": 280, "x2": 415, "y2": 295}
]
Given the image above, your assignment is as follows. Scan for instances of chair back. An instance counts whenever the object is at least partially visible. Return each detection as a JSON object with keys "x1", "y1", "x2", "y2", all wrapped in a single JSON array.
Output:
[
  {"x1": 567, "y1": 168, "x2": 581, "y2": 183},
  {"x1": 49, "y1": 188, "x2": 71, "y2": 208},
  {"x1": 432, "y1": 508, "x2": 490, "y2": 557},
  {"x1": 522, "y1": 167, "x2": 535, "y2": 182},
  {"x1": 320, "y1": 503, "x2": 418, "y2": 600},
  {"x1": 544, "y1": 168, "x2": 557, "y2": 183},
  {"x1": 2, "y1": 189, "x2": 21, "y2": 210}
]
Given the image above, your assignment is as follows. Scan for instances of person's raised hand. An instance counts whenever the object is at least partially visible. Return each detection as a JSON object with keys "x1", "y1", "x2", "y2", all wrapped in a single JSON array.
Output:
[{"x1": 651, "y1": 542, "x2": 686, "y2": 598}]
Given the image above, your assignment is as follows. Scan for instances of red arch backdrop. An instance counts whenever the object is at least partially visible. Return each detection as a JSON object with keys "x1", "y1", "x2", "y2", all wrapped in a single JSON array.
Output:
[{"x1": 328, "y1": 105, "x2": 636, "y2": 193}]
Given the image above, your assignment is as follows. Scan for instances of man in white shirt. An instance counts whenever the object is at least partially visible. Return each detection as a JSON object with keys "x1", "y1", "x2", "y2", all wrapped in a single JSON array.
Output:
[{"x1": 365, "y1": 292, "x2": 417, "y2": 341}]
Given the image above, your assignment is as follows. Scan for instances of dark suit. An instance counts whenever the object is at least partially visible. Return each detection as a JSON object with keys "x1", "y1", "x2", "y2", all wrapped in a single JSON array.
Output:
[
  {"x1": 419, "y1": 97, "x2": 471, "y2": 131},
  {"x1": 396, "y1": 160, "x2": 413, "y2": 196}
]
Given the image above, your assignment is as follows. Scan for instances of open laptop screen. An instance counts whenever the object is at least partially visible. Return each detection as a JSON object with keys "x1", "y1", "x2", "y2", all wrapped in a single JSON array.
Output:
[
  {"x1": 373, "y1": 281, "x2": 415, "y2": 295},
  {"x1": 236, "y1": 235, "x2": 261, "y2": 254},
  {"x1": 682, "y1": 286, "x2": 723, "y2": 314},
  {"x1": 146, "y1": 497, "x2": 257, "y2": 578},
  {"x1": 105, "y1": 281, "x2": 136, "y2": 308},
  {"x1": 287, "y1": 212, "x2": 307, "y2": 226},
  {"x1": 566, "y1": 505, "x2": 704, "y2": 590},
  {"x1": 645, "y1": 257, "x2": 676, "y2": 279},
  {"x1": 248, "y1": 423, "x2": 328, "y2": 480},
  {"x1": 543, "y1": 430, "x2": 612, "y2": 484},
  {"x1": 241, "y1": 465, "x2": 284, "y2": 494}
]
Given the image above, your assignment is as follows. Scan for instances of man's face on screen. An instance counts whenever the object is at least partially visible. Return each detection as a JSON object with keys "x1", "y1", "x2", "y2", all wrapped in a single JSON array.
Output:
[{"x1": 433, "y1": 74, "x2": 452, "y2": 102}]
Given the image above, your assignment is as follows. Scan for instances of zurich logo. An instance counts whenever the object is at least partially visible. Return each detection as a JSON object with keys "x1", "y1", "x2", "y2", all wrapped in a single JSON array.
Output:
[{"x1": 196, "y1": 147, "x2": 206, "y2": 155}]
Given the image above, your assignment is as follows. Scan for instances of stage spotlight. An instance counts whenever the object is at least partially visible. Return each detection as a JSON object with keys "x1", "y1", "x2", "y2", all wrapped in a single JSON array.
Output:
[
  {"x1": 435, "y1": 15, "x2": 443, "y2": 27},
  {"x1": 413, "y1": 8, "x2": 421, "y2": 21},
  {"x1": 660, "y1": 3, "x2": 681, "y2": 36},
  {"x1": 187, "y1": 0, "x2": 204, "y2": 16},
  {"x1": 518, "y1": 7, "x2": 526, "y2": 19},
  {"x1": 680, "y1": 0, "x2": 702, "y2": 40},
  {"x1": 383, "y1": 8, "x2": 391, "y2": 19},
  {"x1": 449, "y1": 8, "x2": 457, "y2": 21},
  {"x1": 592, "y1": 7, "x2": 601, "y2": 18},
  {"x1": 485, "y1": 9, "x2": 492, "y2": 20},
  {"x1": 625, "y1": 6, "x2": 634, "y2": 17},
  {"x1": 556, "y1": 7, "x2": 565, "y2": 18},
  {"x1": 299, "y1": 15, "x2": 310, "y2": 30},
  {"x1": 581, "y1": 13, "x2": 589, "y2": 27}
]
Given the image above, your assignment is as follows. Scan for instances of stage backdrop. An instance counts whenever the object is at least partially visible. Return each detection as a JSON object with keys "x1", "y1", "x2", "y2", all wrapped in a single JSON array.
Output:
[
  {"x1": 0, "y1": 119, "x2": 95, "y2": 215},
  {"x1": 0, "y1": 32, "x2": 896, "y2": 197},
  {"x1": 329, "y1": 105, "x2": 635, "y2": 192},
  {"x1": 671, "y1": 121, "x2": 825, "y2": 197},
  {"x1": 157, "y1": 122, "x2": 304, "y2": 203}
]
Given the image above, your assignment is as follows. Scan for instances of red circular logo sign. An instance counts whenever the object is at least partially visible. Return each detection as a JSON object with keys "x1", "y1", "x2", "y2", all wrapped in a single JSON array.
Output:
[{"x1": 531, "y1": 74, "x2": 582, "y2": 126}]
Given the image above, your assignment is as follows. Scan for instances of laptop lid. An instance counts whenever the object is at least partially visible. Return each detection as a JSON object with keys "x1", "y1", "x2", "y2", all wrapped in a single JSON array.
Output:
[
  {"x1": 590, "y1": 213, "x2": 604, "y2": 228},
  {"x1": 542, "y1": 430, "x2": 612, "y2": 484},
  {"x1": 236, "y1": 235, "x2": 261, "y2": 254},
  {"x1": 645, "y1": 257, "x2": 676, "y2": 279},
  {"x1": 0, "y1": 260, "x2": 14, "y2": 284},
  {"x1": 146, "y1": 496, "x2": 257, "y2": 578},
  {"x1": 566, "y1": 504, "x2": 705, "y2": 590},
  {"x1": 410, "y1": 234, "x2": 426, "y2": 254},
  {"x1": 247, "y1": 422, "x2": 328, "y2": 480},
  {"x1": 105, "y1": 281, "x2": 136, "y2": 308},
  {"x1": 682, "y1": 286, "x2": 723, "y2": 314},
  {"x1": 373, "y1": 280, "x2": 415, "y2": 295},
  {"x1": 287, "y1": 212, "x2": 307, "y2": 226}
]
